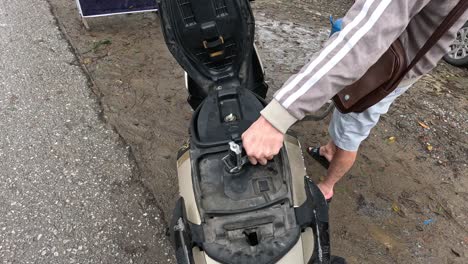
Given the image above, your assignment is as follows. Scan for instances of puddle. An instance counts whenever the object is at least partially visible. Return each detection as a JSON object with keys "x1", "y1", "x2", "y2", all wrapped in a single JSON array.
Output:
[{"x1": 255, "y1": 14, "x2": 330, "y2": 91}]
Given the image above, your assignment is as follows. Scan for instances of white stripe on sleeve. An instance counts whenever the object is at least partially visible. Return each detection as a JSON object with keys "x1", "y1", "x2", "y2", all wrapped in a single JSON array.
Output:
[
  {"x1": 282, "y1": 0, "x2": 392, "y2": 108},
  {"x1": 275, "y1": 0, "x2": 377, "y2": 101}
]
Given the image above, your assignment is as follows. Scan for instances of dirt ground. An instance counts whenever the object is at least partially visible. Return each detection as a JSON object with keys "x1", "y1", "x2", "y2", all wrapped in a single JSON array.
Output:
[{"x1": 48, "y1": 0, "x2": 467, "y2": 263}]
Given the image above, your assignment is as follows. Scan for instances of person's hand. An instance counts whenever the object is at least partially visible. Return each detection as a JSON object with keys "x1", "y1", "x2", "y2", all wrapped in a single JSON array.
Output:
[{"x1": 242, "y1": 116, "x2": 284, "y2": 165}]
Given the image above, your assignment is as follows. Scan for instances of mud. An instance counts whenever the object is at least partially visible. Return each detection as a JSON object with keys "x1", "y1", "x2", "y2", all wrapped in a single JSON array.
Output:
[{"x1": 48, "y1": 0, "x2": 467, "y2": 263}]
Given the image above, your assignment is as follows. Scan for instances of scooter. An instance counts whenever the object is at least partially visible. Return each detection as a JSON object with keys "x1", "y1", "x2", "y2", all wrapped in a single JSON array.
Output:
[{"x1": 157, "y1": 0, "x2": 345, "y2": 263}]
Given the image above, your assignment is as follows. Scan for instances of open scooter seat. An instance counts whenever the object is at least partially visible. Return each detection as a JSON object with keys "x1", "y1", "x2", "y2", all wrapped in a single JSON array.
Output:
[{"x1": 158, "y1": 0, "x2": 267, "y2": 109}]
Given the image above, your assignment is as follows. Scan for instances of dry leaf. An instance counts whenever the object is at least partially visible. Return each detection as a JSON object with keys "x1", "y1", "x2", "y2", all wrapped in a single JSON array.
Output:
[
  {"x1": 83, "y1": 58, "x2": 92, "y2": 65},
  {"x1": 427, "y1": 144, "x2": 433, "y2": 151},
  {"x1": 418, "y1": 121, "x2": 430, "y2": 129},
  {"x1": 392, "y1": 202, "x2": 400, "y2": 213}
]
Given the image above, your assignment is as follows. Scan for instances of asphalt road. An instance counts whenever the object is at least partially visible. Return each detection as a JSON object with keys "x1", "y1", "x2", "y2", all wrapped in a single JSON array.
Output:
[{"x1": 0, "y1": 0, "x2": 171, "y2": 263}]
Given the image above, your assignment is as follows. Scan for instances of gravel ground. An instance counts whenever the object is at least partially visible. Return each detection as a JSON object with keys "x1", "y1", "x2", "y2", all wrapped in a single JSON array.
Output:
[{"x1": 0, "y1": 0, "x2": 170, "y2": 263}]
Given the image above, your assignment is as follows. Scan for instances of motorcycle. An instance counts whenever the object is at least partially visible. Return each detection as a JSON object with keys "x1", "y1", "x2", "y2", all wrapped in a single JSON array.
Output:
[{"x1": 157, "y1": 0, "x2": 345, "y2": 263}]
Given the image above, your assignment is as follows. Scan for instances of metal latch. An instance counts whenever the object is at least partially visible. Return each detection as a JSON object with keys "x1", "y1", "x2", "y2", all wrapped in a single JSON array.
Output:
[
  {"x1": 202, "y1": 36, "x2": 224, "y2": 49},
  {"x1": 203, "y1": 36, "x2": 225, "y2": 58},
  {"x1": 222, "y1": 141, "x2": 248, "y2": 174}
]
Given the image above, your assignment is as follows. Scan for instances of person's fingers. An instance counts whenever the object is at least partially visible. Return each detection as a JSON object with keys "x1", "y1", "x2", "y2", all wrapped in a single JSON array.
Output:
[
  {"x1": 266, "y1": 155, "x2": 274, "y2": 160},
  {"x1": 258, "y1": 158, "x2": 268, "y2": 166},
  {"x1": 248, "y1": 156, "x2": 258, "y2": 165}
]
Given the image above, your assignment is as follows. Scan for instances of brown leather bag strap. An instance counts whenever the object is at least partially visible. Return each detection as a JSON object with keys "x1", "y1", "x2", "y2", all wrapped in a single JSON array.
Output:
[{"x1": 397, "y1": 0, "x2": 468, "y2": 83}]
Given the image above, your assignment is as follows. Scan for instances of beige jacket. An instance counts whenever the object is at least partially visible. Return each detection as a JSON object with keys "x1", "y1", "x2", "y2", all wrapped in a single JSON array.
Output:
[{"x1": 261, "y1": 0, "x2": 468, "y2": 133}]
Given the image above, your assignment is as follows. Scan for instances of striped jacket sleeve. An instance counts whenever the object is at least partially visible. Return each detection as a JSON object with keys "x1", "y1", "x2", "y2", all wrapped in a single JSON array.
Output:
[{"x1": 261, "y1": 0, "x2": 431, "y2": 133}]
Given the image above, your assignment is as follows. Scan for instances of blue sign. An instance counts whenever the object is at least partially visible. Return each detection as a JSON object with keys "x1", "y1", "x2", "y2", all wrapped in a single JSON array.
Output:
[{"x1": 76, "y1": 0, "x2": 158, "y2": 17}]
